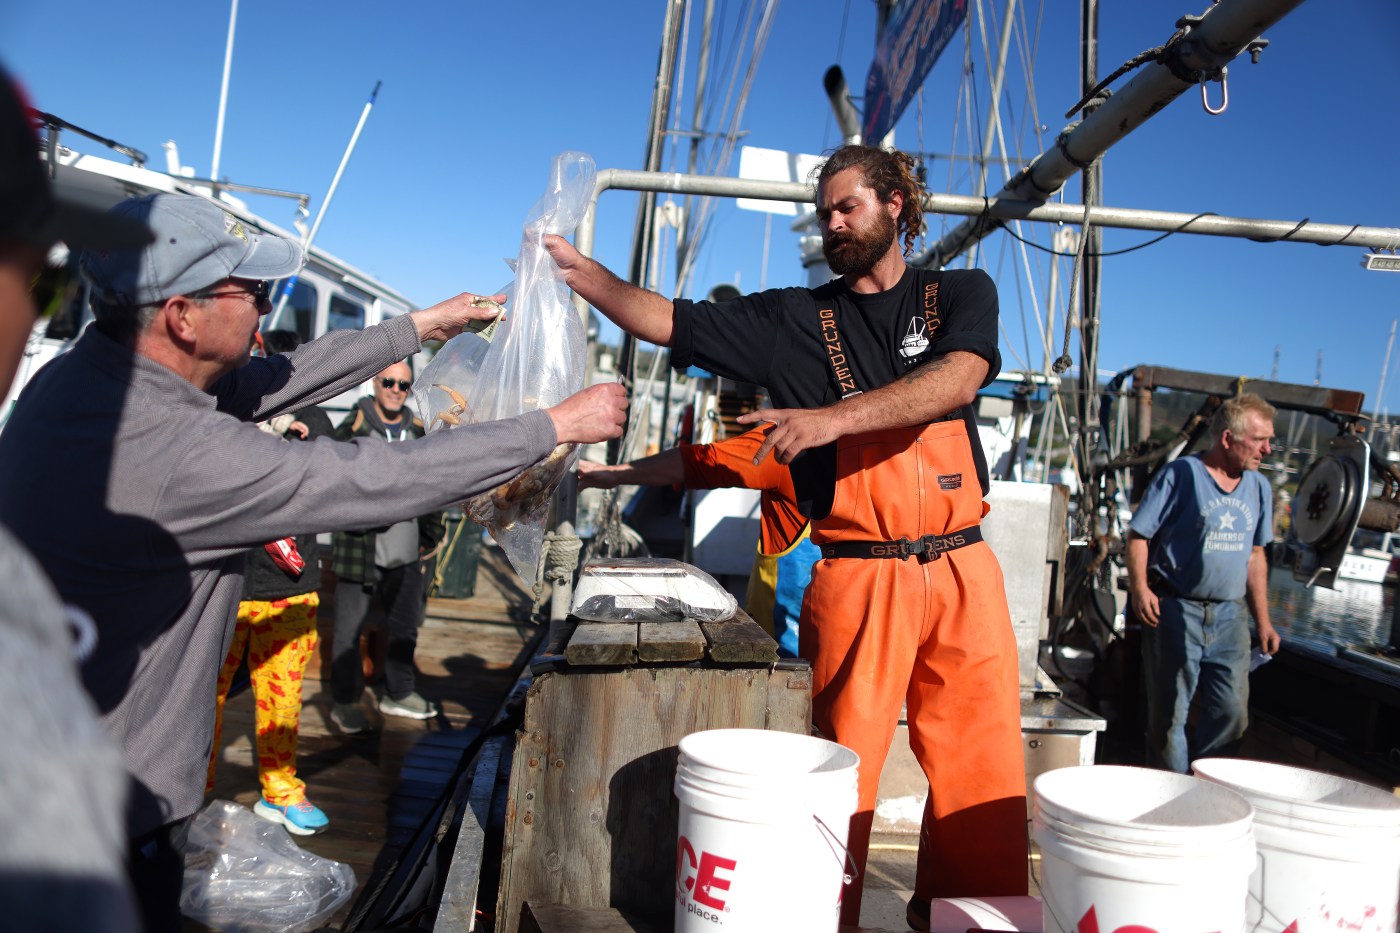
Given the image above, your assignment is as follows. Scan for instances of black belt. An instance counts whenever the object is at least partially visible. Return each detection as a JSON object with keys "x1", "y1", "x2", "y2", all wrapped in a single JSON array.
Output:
[{"x1": 819, "y1": 526, "x2": 982, "y2": 563}]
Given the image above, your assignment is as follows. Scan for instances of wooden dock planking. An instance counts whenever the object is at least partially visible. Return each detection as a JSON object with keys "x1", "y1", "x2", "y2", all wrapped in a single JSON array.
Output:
[
  {"x1": 637, "y1": 619, "x2": 706, "y2": 662},
  {"x1": 563, "y1": 622, "x2": 638, "y2": 666},
  {"x1": 203, "y1": 544, "x2": 540, "y2": 929}
]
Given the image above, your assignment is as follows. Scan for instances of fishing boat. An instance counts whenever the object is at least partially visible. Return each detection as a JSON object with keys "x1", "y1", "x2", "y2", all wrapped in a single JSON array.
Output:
[
  {"x1": 13, "y1": 0, "x2": 1400, "y2": 929},
  {"x1": 4, "y1": 113, "x2": 417, "y2": 429}
]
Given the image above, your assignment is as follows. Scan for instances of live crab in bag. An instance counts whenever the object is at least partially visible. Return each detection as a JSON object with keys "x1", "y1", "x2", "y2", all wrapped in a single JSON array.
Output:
[{"x1": 414, "y1": 152, "x2": 595, "y2": 583}]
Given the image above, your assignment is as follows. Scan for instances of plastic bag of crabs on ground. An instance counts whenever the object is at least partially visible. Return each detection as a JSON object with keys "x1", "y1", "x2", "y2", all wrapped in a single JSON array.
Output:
[{"x1": 414, "y1": 151, "x2": 596, "y2": 583}]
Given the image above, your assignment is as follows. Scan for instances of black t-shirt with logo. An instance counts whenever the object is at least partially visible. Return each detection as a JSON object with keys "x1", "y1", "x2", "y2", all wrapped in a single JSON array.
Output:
[{"x1": 671, "y1": 266, "x2": 1000, "y2": 519}]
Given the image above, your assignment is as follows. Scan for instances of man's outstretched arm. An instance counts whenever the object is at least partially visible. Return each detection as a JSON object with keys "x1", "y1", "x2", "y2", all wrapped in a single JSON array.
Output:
[{"x1": 543, "y1": 235, "x2": 675, "y2": 346}]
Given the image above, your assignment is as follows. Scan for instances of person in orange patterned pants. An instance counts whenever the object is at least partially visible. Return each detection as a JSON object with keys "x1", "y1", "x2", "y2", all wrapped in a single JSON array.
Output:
[{"x1": 206, "y1": 336, "x2": 334, "y2": 835}]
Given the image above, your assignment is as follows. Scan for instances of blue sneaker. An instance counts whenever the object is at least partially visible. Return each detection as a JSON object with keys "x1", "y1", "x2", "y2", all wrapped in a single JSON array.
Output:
[{"x1": 253, "y1": 797, "x2": 329, "y2": 835}]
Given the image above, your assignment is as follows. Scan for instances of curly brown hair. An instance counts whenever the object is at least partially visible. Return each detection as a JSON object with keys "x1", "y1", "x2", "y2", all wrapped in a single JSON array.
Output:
[{"x1": 813, "y1": 145, "x2": 925, "y2": 256}]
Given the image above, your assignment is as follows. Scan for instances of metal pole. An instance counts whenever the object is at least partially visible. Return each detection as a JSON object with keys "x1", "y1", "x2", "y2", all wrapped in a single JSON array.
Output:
[
  {"x1": 266, "y1": 81, "x2": 381, "y2": 331},
  {"x1": 1370, "y1": 320, "x2": 1397, "y2": 444},
  {"x1": 916, "y1": 0, "x2": 1307, "y2": 269},
  {"x1": 210, "y1": 0, "x2": 238, "y2": 190},
  {"x1": 1076, "y1": 0, "x2": 1102, "y2": 497},
  {"x1": 576, "y1": 168, "x2": 1400, "y2": 251},
  {"x1": 613, "y1": 0, "x2": 685, "y2": 466},
  {"x1": 975, "y1": 0, "x2": 1019, "y2": 198}
]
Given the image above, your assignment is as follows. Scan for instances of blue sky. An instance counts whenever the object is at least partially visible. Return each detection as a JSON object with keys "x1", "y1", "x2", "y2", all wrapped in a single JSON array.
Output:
[{"x1": 4, "y1": 1, "x2": 1398, "y2": 416}]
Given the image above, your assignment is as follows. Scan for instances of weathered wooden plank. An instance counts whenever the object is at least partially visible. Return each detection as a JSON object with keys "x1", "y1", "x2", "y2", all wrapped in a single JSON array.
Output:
[
  {"x1": 495, "y1": 667, "x2": 811, "y2": 933},
  {"x1": 1131, "y1": 365, "x2": 1364, "y2": 415},
  {"x1": 434, "y1": 735, "x2": 506, "y2": 933},
  {"x1": 637, "y1": 620, "x2": 706, "y2": 663},
  {"x1": 521, "y1": 902, "x2": 662, "y2": 933},
  {"x1": 701, "y1": 609, "x2": 779, "y2": 663},
  {"x1": 766, "y1": 662, "x2": 815, "y2": 728},
  {"x1": 564, "y1": 622, "x2": 638, "y2": 666}
]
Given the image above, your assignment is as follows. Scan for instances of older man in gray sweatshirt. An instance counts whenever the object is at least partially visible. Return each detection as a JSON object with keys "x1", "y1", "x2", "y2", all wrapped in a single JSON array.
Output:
[{"x1": 0, "y1": 192, "x2": 626, "y2": 931}]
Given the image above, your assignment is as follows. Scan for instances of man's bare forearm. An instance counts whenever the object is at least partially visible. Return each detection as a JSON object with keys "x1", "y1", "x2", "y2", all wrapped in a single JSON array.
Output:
[
  {"x1": 827, "y1": 351, "x2": 986, "y2": 435},
  {"x1": 593, "y1": 448, "x2": 684, "y2": 488},
  {"x1": 1245, "y1": 546, "x2": 1270, "y2": 625},
  {"x1": 545, "y1": 236, "x2": 675, "y2": 346}
]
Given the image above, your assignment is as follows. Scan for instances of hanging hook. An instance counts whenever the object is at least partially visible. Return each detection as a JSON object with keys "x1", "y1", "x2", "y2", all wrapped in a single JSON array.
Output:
[{"x1": 1200, "y1": 67, "x2": 1229, "y2": 115}]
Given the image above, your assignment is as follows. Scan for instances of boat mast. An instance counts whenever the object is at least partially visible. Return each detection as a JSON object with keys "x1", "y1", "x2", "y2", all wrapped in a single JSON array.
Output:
[
  {"x1": 210, "y1": 0, "x2": 238, "y2": 193},
  {"x1": 1075, "y1": 0, "x2": 1104, "y2": 507},
  {"x1": 612, "y1": 0, "x2": 685, "y2": 465},
  {"x1": 1371, "y1": 320, "x2": 1397, "y2": 445},
  {"x1": 266, "y1": 81, "x2": 382, "y2": 331}
]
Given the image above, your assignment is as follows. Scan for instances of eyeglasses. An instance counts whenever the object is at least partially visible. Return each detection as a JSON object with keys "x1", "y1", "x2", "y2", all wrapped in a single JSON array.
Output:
[
  {"x1": 380, "y1": 378, "x2": 412, "y2": 392},
  {"x1": 193, "y1": 279, "x2": 273, "y2": 308}
]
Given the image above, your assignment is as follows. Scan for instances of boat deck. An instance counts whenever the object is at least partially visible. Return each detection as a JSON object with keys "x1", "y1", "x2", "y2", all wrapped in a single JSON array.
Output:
[
  {"x1": 196, "y1": 543, "x2": 1016, "y2": 933},
  {"x1": 202, "y1": 542, "x2": 542, "y2": 930}
]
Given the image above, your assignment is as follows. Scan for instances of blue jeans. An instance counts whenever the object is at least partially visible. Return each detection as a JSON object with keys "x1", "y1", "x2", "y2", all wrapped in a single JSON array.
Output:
[{"x1": 1141, "y1": 595, "x2": 1250, "y2": 773}]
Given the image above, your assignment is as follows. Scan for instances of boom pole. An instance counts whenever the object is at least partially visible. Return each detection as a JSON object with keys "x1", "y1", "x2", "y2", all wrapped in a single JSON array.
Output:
[{"x1": 914, "y1": 0, "x2": 1307, "y2": 270}]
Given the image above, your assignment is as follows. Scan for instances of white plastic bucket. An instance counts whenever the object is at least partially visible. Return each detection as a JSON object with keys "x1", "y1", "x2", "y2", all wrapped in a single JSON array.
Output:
[
  {"x1": 1033, "y1": 765, "x2": 1256, "y2": 933},
  {"x1": 673, "y1": 728, "x2": 858, "y2": 933},
  {"x1": 1192, "y1": 757, "x2": 1400, "y2": 933}
]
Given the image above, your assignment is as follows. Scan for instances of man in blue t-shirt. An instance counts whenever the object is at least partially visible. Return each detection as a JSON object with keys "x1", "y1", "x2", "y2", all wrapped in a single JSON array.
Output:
[{"x1": 1127, "y1": 393, "x2": 1282, "y2": 773}]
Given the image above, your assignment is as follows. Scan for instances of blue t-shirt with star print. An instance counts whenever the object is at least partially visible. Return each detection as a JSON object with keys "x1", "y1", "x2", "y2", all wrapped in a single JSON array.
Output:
[{"x1": 1129, "y1": 454, "x2": 1272, "y2": 601}]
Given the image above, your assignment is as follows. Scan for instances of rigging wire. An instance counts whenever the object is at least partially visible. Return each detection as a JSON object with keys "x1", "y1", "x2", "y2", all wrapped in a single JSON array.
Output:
[
  {"x1": 822, "y1": 0, "x2": 854, "y2": 149},
  {"x1": 677, "y1": 0, "x2": 780, "y2": 296},
  {"x1": 1003, "y1": 211, "x2": 1220, "y2": 258}
]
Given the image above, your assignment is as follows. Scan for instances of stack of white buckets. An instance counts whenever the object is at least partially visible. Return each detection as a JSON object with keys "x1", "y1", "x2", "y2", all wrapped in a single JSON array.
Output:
[
  {"x1": 1034, "y1": 760, "x2": 1400, "y2": 933},
  {"x1": 671, "y1": 729, "x2": 1400, "y2": 933}
]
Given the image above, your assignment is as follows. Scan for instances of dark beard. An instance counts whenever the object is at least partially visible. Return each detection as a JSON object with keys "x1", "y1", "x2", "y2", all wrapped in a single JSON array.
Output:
[{"x1": 822, "y1": 209, "x2": 897, "y2": 275}]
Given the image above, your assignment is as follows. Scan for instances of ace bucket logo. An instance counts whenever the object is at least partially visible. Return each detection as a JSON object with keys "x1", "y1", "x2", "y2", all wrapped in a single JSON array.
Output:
[{"x1": 676, "y1": 835, "x2": 738, "y2": 920}]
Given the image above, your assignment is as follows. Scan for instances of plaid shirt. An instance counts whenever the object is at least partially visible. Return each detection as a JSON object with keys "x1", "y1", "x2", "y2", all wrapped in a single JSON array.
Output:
[{"x1": 331, "y1": 401, "x2": 445, "y2": 583}]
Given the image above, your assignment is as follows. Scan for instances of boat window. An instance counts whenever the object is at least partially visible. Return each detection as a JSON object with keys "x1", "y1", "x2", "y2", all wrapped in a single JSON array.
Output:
[
  {"x1": 36, "y1": 262, "x2": 85, "y2": 340},
  {"x1": 263, "y1": 279, "x2": 319, "y2": 343},
  {"x1": 328, "y1": 294, "x2": 365, "y2": 332}
]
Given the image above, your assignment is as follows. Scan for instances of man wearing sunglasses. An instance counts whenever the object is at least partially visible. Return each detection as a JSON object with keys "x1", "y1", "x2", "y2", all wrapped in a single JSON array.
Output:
[
  {"x1": 0, "y1": 191, "x2": 627, "y2": 932},
  {"x1": 327, "y1": 360, "x2": 446, "y2": 731}
]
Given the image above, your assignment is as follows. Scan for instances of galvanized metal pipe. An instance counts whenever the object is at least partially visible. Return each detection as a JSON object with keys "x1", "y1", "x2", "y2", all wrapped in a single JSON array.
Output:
[{"x1": 574, "y1": 168, "x2": 1400, "y2": 269}]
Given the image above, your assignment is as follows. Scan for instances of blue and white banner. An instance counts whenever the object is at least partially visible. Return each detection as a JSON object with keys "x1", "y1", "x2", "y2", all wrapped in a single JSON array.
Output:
[{"x1": 862, "y1": 0, "x2": 967, "y2": 143}]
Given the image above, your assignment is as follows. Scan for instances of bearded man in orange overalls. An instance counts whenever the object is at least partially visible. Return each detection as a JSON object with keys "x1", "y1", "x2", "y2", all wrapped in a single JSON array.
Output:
[{"x1": 545, "y1": 144, "x2": 1027, "y2": 927}]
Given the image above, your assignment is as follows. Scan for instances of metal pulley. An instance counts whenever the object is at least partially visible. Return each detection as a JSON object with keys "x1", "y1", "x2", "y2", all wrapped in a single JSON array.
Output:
[{"x1": 1289, "y1": 434, "x2": 1371, "y2": 589}]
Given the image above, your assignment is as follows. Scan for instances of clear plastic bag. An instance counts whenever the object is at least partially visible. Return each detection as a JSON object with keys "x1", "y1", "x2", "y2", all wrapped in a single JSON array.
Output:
[
  {"x1": 415, "y1": 152, "x2": 596, "y2": 583},
  {"x1": 570, "y1": 558, "x2": 739, "y2": 623},
  {"x1": 179, "y1": 799, "x2": 356, "y2": 933}
]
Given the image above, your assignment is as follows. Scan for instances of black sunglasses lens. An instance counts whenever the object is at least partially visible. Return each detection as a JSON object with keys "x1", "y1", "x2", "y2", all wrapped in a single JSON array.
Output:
[{"x1": 381, "y1": 378, "x2": 411, "y2": 391}]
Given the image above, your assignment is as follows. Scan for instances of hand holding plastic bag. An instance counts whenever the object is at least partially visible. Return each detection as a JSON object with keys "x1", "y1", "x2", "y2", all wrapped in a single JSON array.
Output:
[
  {"x1": 180, "y1": 799, "x2": 356, "y2": 933},
  {"x1": 415, "y1": 152, "x2": 596, "y2": 583}
]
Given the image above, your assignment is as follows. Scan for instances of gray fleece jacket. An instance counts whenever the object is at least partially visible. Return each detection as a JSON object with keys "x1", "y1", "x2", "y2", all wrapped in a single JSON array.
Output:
[{"x1": 0, "y1": 313, "x2": 555, "y2": 836}]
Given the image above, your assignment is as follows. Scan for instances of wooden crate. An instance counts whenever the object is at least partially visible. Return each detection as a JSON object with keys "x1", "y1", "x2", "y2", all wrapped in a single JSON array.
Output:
[{"x1": 495, "y1": 611, "x2": 812, "y2": 933}]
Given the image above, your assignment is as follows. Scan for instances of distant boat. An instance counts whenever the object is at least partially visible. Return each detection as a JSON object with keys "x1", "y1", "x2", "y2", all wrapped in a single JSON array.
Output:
[
  {"x1": 1337, "y1": 530, "x2": 1395, "y2": 585},
  {"x1": 6, "y1": 121, "x2": 417, "y2": 428}
]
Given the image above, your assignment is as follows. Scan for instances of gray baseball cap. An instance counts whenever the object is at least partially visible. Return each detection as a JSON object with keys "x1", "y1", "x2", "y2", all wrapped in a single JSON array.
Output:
[{"x1": 79, "y1": 193, "x2": 303, "y2": 306}]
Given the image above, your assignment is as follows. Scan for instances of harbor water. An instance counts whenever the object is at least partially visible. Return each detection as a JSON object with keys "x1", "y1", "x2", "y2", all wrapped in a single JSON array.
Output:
[{"x1": 1266, "y1": 568, "x2": 1393, "y2": 654}]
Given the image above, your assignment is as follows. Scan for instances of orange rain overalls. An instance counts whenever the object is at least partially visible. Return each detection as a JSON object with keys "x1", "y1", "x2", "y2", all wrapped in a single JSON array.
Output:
[{"x1": 801, "y1": 418, "x2": 1027, "y2": 925}]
